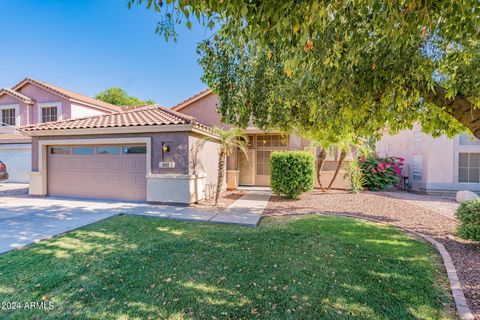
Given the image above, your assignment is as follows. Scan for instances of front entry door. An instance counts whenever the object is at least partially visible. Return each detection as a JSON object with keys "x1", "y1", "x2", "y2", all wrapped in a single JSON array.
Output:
[{"x1": 239, "y1": 150, "x2": 255, "y2": 185}]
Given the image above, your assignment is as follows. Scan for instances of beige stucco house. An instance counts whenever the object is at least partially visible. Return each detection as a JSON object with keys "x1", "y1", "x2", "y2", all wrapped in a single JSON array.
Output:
[
  {"x1": 172, "y1": 89, "x2": 351, "y2": 190},
  {"x1": 376, "y1": 123, "x2": 480, "y2": 195},
  {"x1": 16, "y1": 86, "x2": 350, "y2": 205},
  {"x1": 20, "y1": 105, "x2": 221, "y2": 204}
]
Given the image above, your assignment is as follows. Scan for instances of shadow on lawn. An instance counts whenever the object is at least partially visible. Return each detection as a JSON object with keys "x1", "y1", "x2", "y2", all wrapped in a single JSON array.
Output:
[{"x1": 0, "y1": 215, "x2": 454, "y2": 319}]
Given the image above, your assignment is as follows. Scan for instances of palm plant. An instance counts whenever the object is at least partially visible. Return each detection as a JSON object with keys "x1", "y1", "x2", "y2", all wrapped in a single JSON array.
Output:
[
  {"x1": 212, "y1": 127, "x2": 248, "y2": 206},
  {"x1": 327, "y1": 140, "x2": 350, "y2": 190},
  {"x1": 327, "y1": 134, "x2": 371, "y2": 190},
  {"x1": 310, "y1": 140, "x2": 331, "y2": 191}
]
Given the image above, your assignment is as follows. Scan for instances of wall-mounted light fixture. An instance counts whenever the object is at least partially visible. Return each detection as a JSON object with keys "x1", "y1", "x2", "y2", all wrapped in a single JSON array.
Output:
[{"x1": 162, "y1": 145, "x2": 170, "y2": 152}]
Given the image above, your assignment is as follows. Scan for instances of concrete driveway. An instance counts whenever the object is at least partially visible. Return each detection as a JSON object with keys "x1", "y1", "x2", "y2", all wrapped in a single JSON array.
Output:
[
  {"x1": 0, "y1": 196, "x2": 133, "y2": 254},
  {"x1": 0, "y1": 192, "x2": 268, "y2": 254}
]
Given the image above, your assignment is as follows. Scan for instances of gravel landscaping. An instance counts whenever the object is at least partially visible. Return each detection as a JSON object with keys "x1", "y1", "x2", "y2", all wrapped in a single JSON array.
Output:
[
  {"x1": 265, "y1": 190, "x2": 480, "y2": 318},
  {"x1": 192, "y1": 190, "x2": 247, "y2": 209}
]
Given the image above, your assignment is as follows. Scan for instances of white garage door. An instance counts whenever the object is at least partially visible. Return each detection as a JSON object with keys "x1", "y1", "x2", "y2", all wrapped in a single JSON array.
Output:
[
  {"x1": 0, "y1": 144, "x2": 31, "y2": 183},
  {"x1": 47, "y1": 145, "x2": 147, "y2": 202}
]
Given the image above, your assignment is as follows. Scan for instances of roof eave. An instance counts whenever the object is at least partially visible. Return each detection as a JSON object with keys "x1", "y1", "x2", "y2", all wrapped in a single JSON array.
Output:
[
  {"x1": 0, "y1": 89, "x2": 34, "y2": 104},
  {"x1": 171, "y1": 89, "x2": 213, "y2": 111},
  {"x1": 20, "y1": 124, "x2": 196, "y2": 137},
  {"x1": 20, "y1": 123, "x2": 220, "y2": 140}
]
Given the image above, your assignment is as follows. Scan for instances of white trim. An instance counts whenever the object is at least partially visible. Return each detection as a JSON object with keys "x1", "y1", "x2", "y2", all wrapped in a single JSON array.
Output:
[
  {"x1": 31, "y1": 137, "x2": 152, "y2": 196},
  {"x1": 37, "y1": 102, "x2": 62, "y2": 123},
  {"x1": 69, "y1": 98, "x2": 120, "y2": 113},
  {"x1": 12, "y1": 79, "x2": 119, "y2": 113},
  {"x1": 0, "y1": 103, "x2": 20, "y2": 127}
]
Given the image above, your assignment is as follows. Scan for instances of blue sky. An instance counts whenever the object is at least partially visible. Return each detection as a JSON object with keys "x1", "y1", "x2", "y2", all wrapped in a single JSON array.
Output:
[{"x1": 0, "y1": 0, "x2": 213, "y2": 106}]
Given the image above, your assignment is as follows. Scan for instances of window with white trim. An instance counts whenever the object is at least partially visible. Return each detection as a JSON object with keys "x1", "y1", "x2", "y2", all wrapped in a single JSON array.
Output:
[
  {"x1": 459, "y1": 153, "x2": 480, "y2": 183},
  {"x1": 41, "y1": 106, "x2": 58, "y2": 123},
  {"x1": 1, "y1": 108, "x2": 15, "y2": 126},
  {"x1": 412, "y1": 154, "x2": 423, "y2": 181}
]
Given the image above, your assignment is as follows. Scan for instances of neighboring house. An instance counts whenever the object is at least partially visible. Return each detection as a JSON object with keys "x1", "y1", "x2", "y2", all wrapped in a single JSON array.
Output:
[
  {"x1": 172, "y1": 89, "x2": 351, "y2": 189},
  {"x1": 0, "y1": 78, "x2": 121, "y2": 182},
  {"x1": 19, "y1": 105, "x2": 220, "y2": 204},
  {"x1": 376, "y1": 123, "x2": 480, "y2": 195}
]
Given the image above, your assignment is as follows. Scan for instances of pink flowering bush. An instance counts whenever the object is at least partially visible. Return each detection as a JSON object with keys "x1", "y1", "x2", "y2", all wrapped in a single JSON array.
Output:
[{"x1": 359, "y1": 157, "x2": 404, "y2": 191}]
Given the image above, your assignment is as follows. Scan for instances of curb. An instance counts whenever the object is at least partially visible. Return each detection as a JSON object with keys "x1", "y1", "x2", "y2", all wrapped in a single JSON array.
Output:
[
  {"x1": 0, "y1": 188, "x2": 29, "y2": 197},
  {"x1": 332, "y1": 213, "x2": 474, "y2": 320}
]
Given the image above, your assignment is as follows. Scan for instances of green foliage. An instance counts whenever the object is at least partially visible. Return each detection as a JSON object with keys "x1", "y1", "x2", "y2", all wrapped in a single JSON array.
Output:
[
  {"x1": 211, "y1": 127, "x2": 247, "y2": 157},
  {"x1": 456, "y1": 199, "x2": 480, "y2": 241},
  {"x1": 131, "y1": 0, "x2": 480, "y2": 142},
  {"x1": 360, "y1": 157, "x2": 404, "y2": 191},
  {"x1": 95, "y1": 87, "x2": 155, "y2": 106},
  {"x1": 210, "y1": 127, "x2": 248, "y2": 205},
  {"x1": 270, "y1": 151, "x2": 315, "y2": 199},
  {"x1": 345, "y1": 160, "x2": 365, "y2": 193}
]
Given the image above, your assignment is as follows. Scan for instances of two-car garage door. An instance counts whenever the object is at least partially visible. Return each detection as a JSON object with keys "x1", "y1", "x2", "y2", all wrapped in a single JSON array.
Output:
[{"x1": 47, "y1": 144, "x2": 147, "y2": 202}]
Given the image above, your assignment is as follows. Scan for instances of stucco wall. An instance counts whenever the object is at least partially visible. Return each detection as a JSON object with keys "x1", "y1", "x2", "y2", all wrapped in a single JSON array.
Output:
[
  {"x1": 177, "y1": 93, "x2": 226, "y2": 128},
  {"x1": 19, "y1": 83, "x2": 72, "y2": 122},
  {"x1": 189, "y1": 133, "x2": 223, "y2": 190},
  {"x1": 375, "y1": 124, "x2": 471, "y2": 194},
  {"x1": 71, "y1": 104, "x2": 105, "y2": 118},
  {"x1": 31, "y1": 132, "x2": 191, "y2": 175}
]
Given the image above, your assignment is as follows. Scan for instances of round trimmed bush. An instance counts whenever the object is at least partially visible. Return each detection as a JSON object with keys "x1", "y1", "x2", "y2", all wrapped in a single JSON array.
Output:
[
  {"x1": 270, "y1": 151, "x2": 315, "y2": 199},
  {"x1": 456, "y1": 199, "x2": 480, "y2": 241}
]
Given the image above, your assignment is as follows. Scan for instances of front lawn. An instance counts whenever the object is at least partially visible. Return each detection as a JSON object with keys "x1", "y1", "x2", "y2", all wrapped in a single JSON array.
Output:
[{"x1": 0, "y1": 215, "x2": 454, "y2": 319}]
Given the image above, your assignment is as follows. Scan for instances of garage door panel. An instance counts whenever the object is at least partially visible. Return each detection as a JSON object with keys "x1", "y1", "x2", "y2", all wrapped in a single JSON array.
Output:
[
  {"x1": 108, "y1": 175, "x2": 122, "y2": 184},
  {"x1": 94, "y1": 175, "x2": 108, "y2": 184},
  {"x1": 122, "y1": 160, "x2": 136, "y2": 170},
  {"x1": 135, "y1": 160, "x2": 146, "y2": 170},
  {"x1": 109, "y1": 160, "x2": 122, "y2": 169},
  {"x1": 47, "y1": 145, "x2": 147, "y2": 202},
  {"x1": 135, "y1": 176, "x2": 146, "y2": 185},
  {"x1": 122, "y1": 175, "x2": 135, "y2": 185}
]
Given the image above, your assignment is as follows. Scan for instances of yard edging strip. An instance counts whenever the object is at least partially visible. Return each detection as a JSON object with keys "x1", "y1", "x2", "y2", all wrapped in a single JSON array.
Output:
[{"x1": 314, "y1": 213, "x2": 474, "y2": 320}]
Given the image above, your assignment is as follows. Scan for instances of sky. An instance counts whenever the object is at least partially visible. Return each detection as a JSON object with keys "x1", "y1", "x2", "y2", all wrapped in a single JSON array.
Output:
[{"x1": 0, "y1": 0, "x2": 213, "y2": 106}]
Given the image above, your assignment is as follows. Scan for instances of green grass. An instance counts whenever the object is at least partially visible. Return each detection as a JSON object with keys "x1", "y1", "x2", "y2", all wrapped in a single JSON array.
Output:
[{"x1": 0, "y1": 215, "x2": 454, "y2": 319}]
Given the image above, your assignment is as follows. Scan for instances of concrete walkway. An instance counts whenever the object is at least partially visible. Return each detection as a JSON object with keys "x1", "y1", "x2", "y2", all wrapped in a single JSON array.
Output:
[
  {"x1": 130, "y1": 190, "x2": 271, "y2": 226},
  {"x1": 0, "y1": 190, "x2": 271, "y2": 254}
]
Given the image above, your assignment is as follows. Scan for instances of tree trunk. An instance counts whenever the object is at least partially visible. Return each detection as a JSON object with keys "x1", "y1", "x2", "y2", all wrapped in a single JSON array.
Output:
[
  {"x1": 327, "y1": 150, "x2": 347, "y2": 190},
  {"x1": 429, "y1": 85, "x2": 480, "y2": 139},
  {"x1": 214, "y1": 149, "x2": 226, "y2": 206},
  {"x1": 316, "y1": 148, "x2": 327, "y2": 191}
]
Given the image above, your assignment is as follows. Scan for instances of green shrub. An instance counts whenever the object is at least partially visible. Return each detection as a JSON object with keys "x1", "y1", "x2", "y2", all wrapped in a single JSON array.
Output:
[
  {"x1": 270, "y1": 151, "x2": 315, "y2": 199},
  {"x1": 359, "y1": 156, "x2": 404, "y2": 191},
  {"x1": 344, "y1": 160, "x2": 365, "y2": 193},
  {"x1": 456, "y1": 199, "x2": 480, "y2": 241}
]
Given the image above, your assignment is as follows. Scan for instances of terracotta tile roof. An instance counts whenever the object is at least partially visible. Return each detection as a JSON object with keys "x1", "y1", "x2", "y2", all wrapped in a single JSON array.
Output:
[
  {"x1": 19, "y1": 105, "x2": 211, "y2": 132},
  {"x1": 171, "y1": 88, "x2": 213, "y2": 111},
  {"x1": 11, "y1": 78, "x2": 122, "y2": 112},
  {"x1": 0, "y1": 88, "x2": 34, "y2": 104}
]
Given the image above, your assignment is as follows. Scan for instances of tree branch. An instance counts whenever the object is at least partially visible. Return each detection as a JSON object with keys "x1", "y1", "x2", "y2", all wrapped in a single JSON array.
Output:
[{"x1": 427, "y1": 86, "x2": 480, "y2": 139}]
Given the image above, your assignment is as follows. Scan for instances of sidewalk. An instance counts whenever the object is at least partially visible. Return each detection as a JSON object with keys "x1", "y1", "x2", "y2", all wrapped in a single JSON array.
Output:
[
  {"x1": 128, "y1": 190, "x2": 271, "y2": 227},
  {"x1": 382, "y1": 191, "x2": 459, "y2": 220},
  {"x1": 0, "y1": 183, "x2": 29, "y2": 196}
]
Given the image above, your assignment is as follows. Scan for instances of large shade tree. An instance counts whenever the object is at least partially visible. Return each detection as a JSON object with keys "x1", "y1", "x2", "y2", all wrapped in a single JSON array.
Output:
[{"x1": 130, "y1": 0, "x2": 480, "y2": 142}]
